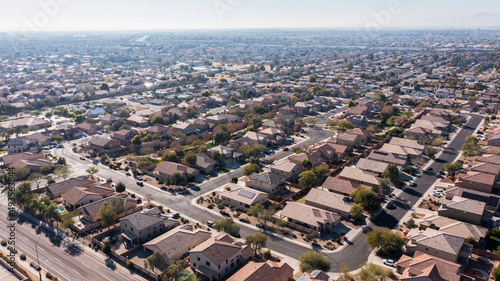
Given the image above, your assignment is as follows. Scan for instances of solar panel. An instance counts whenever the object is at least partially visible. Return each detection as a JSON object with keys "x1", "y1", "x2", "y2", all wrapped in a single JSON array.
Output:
[{"x1": 238, "y1": 190, "x2": 256, "y2": 199}]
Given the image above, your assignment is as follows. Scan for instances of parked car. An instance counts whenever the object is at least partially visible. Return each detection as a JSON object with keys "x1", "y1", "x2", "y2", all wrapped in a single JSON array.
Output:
[
  {"x1": 362, "y1": 226, "x2": 372, "y2": 233},
  {"x1": 383, "y1": 259, "x2": 396, "y2": 267},
  {"x1": 426, "y1": 166, "x2": 433, "y2": 171},
  {"x1": 136, "y1": 181, "x2": 144, "y2": 186},
  {"x1": 80, "y1": 156, "x2": 85, "y2": 160},
  {"x1": 136, "y1": 198, "x2": 142, "y2": 204},
  {"x1": 409, "y1": 181, "x2": 417, "y2": 187},
  {"x1": 282, "y1": 147, "x2": 289, "y2": 151},
  {"x1": 207, "y1": 221, "x2": 213, "y2": 227},
  {"x1": 171, "y1": 213, "x2": 180, "y2": 219},
  {"x1": 386, "y1": 200, "x2": 395, "y2": 209}
]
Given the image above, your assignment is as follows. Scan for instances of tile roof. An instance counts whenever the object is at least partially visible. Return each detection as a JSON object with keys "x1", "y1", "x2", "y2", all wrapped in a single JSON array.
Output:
[
  {"x1": 226, "y1": 261, "x2": 294, "y2": 281},
  {"x1": 190, "y1": 234, "x2": 253, "y2": 266},
  {"x1": 249, "y1": 172, "x2": 285, "y2": 185},
  {"x1": 321, "y1": 177, "x2": 357, "y2": 195},
  {"x1": 304, "y1": 188, "x2": 351, "y2": 214},
  {"x1": 280, "y1": 202, "x2": 341, "y2": 229}
]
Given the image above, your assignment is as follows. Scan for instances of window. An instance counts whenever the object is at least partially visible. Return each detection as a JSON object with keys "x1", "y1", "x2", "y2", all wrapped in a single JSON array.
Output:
[
  {"x1": 193, "y1": 263, "x2": 196, "y2": 267},
  {"x1": 197, "y1": 257, "x2": 200, "y2": 261},
  {"x1": 206, "y1": 261, "x2": 211, "y2": 267}
]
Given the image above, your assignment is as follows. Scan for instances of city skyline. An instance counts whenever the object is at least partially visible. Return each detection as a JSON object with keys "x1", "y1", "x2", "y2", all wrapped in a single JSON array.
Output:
[{"x1": 2, "y1": 0, "x2": 500, "y2": 33}]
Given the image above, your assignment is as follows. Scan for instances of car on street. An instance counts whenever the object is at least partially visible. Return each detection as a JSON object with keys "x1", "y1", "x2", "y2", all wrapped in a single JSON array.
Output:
[
  {"x1": 436, "y1": 173, "x2": 442, "y2": 178},
  {"x1": 207, "y1": 221, "x2": 213, "y2": 227},
  {"x1": 282, "y1": 147, "x2": 289, "y2": 151},
  {"x1": 136, "y1": 181, "x2": 144, "y2": 186},
  {"x1": 386, "y1": 200, "x2": 395, "y2": 209},
  {"x1": 80, "y1": 156, "x2": 85, "y2": 160},
  {"x1": 171, "y1": 213, "x2": 180, "y2": 219},
  {"x1": 426, "y1": 166, "x2": 433, "y2": 171},
  {"x1": 136, "y1": 198, "x2": 142, "y2": 204},
  {"x1": 409, "y1": 181, "x2": 417, "y2": 187},
  {"x1": 125, "y1": 173, "x2": 131, "y2": 176},
  {"x1": 383, "y1": 259, "x2": 396, "y2": 267},
  {"x1": 92, "y1": 160, "x2": 98, "y2": 164},
  {"x1": 362, "y1": 226, "x2": 372, "y2": 233}
]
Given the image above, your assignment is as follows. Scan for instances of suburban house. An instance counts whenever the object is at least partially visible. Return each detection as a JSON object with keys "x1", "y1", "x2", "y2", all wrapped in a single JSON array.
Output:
[
  {"x1": 76, "y1": 122, "x2": 99, "y2": 135},
  {"x1": 0, "y1": 151, "x2": 45, "y2": 167},
  {"x1": 270, "y1": 162, "x2": 302, "y2": 181},
  {"x1": 405, "y1": 228, "x2": 472, "y2": 264},
  {"x1": 120, "y1": 207, "x2": 172, "y2": 246},
  {"x1": 0, "y1": 117, "x2": 49, "y2": 130},
  {"x1": 338, "y1": 167, "x2": 380, "y2": 189},
  {"x1": 45, "y1": 176, "x2": 96, "y2": 199},
  {"x1": 335, "y1": 133, "x2": 361, "y2": 147},
  {"x1": 78, "y1": 194, "x2": 138, "y2": 223},
  {"x1": 288, "y1": 153, "x2": 324, "y2": 167},
  {"x1": 208, "y1": 145, "x2": 243, "y2": 163},
  {"x1": 445, "y1": 186, "x2": 500, "y2": 216},
  {"x1": 171, "y1": 122, "x2": 198, "y2": 135},
  {"x1": 389, "y1": 137, "x2": 426, "y2": 152},
  {"x1": 111, "y1": 129, "x2": 138, "y2": 143},
  {"x1": 396, "y1": 251, "x2": 463, "y2": 281},
  {"x1": 368, "y1": 150, "x2": 407, "y2": 166},
  {"x1": 279, "y1": 202, "x2": 341, "y2": 234},
  {"x1": 189, "y1": 234, "x2": 254, "y2": 281},
  {"x1": 226, "y1": 261, "x2": 294, "y2": 281},
  {"x1": 143, "y1": 224, "x2": 212, "y2": 262},
  {"x1": 126, "y1": 115, "x2": 150, "y2": 127},
  {"x1": 419, "y1": 214, "x2": 488, "y2": 243},
  {"x1": 10, "y1": 157, "x2": 53, "y2": 173},
  {"x1": 219, "y1": 185, "x2": 268, "y2": 210},
  {"x1": 87, "y1": 136, "x2": 123, "y2": 154},
  {"x1": 62, "y1": 185, "x2": 114, "y2": 210},
  {"x1": 145, "y1": 125, "x2": 170, "y2": 138},
  {"x1": 6, "y1": 138, "x2": 40, "y2": 153},
  {"x1": 245, "y1": 172, "x2": 286, "y2": 194},
  {"x1": 464, "y1": 161, "x2": 500, "y2": 176},
  {"x1": 304, "y1": 188, "x2": 352, "y2": 218},
  {"x1": 356, "y1": 158, "x2": 389, "y2": 175},
  {"x1": 321, "y1": 177, "x2": 358, "y2": 196},
  {"x1": 455, "y1": 171, "x2": 496, "y2": 193},
  {"x1": 438, "y1": 196, "x2": 487, "y2": 225},
  {"x1": 379, "y1": 143, "x2": 422, "y2": 160},
  {"x1": 196, "y1": 153, "x2": 218, "y2": 174},
  {"x1": 154, "y1": 161, "x2": 199, "y2": 179}
]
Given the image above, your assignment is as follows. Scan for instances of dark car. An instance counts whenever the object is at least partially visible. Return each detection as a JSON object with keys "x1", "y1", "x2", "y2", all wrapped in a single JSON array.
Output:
[
  {"x1": 425, "y1": 166, "x2": 433, "y2": 171},
  {"x1": 80, "y1": 156, "x2": 85, "y2": 160},
  {"x1": 282, "y1": 147, "x2": 289, "y2": 151},
  {"x1": 136, "y1": 181, "x2": 144, "y2": 186},
  {"x1": 362, "y1": 226, "x2": 372, "y2": 233},
  {"x1": 171, "y1": 213, "x2": 180, "y2": 219},
  {"x1": 386, "y1": 200, "x2": 396, "y2": 209},
  {"x1": 409, "y1": 181, "x2": 417, "y2": 187}
]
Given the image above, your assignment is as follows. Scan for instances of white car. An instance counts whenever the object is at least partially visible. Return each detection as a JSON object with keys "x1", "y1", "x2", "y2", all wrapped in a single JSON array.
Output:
[
  {"x1": 383, "y1": 259, "x2": 396, "y2": 267},
  {"x1": 432, "y1": 191, "x2": 443, "y2": 197}
]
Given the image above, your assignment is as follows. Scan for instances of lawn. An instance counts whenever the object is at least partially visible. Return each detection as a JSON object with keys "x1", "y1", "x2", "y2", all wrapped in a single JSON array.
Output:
[{"x1": 297, "y1": 196, "x2": 306, "y2": 203}]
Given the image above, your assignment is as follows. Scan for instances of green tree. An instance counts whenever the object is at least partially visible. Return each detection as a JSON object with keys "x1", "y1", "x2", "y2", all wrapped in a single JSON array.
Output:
[
  {"x1": 298, "y1": 171, "x2": 318, "y2": 188},
  {"x1": 150, "y1": 115, "x2": 165, "y2": 125},
  {"x1": 299, "y1": 251, "x2": 331, "y2": 273},
  {"x1": 185, "y1": 151, "x2": 197, "y2": 167},
  {"x1": 99, "y1": 203, "x2": 116, "y2": 229},
  {"x1": 243, "y1": 163, "x2": 260, "y2": 176},
  {"x1": 349, "y1": 203, "x2": 364, "y2": 222},
  {"x1": 378, "y1": 178, "x2": 391, "y2": 195},
  {"x1": 365, "y1": 227, "x2": 405, "y2": 255},
  {"x1": 424, "y1": 146, "x2": 437, "y2": 158},
  {"x1": 212, "y1": 218, "x2": 240, "y2": 236},
  {"x1": 301, "y1": 159, "x2": 313, "y2": 170},
  {"x1": 14, "y1": 181, "x2": 33, "y2": 208},
  {"x1": 245, "y1": 232, "x2": 267, "y2": 254},
  {"x1": 248, "y1": 203, "x2": 266, "y2": 217},
  {"x1": 382, "y1": 164, "x2": 399, "y2": 184},
  {"x1": 337, "y1": 120, "x2": 354, "y2": 132},
  {"x1": 144, "y1": 251, "x2": 169, "y2": 274},
  {"x1": 54, "y1": 166, "x2": 71, "y2": 180},
  {"x1": 351, "y1": 186, "x2": 381, "y2": 212},
  {"x1": 74, "y1": 114, "x2": 85, "y2": 124},
  {"x1": 442, "y1": 161, "x2": 463, "y2": 177},
  {"x1": 379, "y1": 111, "x2": 392, "y2": 125},
  {"x1": 131, "y1": 135, "x2": 142, "y2": 145},
  {"x1": 86, "y1": 167, "x2": 99, "y2": 177},
  {"x1": 358, "y1": 263, "x2": 396, "y2": 281},
  {"x1": 275, "y1": 218, "x2": 287, "y2": 230},
  {"x1": 115, "y1": 182, "x2": 126, "y2": 193},
  {"x1": 240, "y1": 144, "x2": 266, "y2": 158},
  {"x1": 100, "y1": 83, "x2": 109, "y2": 91},
  {"x1": 492, "y1": 265, "x2": 500, "y2": 280},
  {"x1": 28, "y1": 173, "x2": 43, "y2": 189},
  {"x1": 161, "y1": 260, "x2": 185, "y2": 281},
  {"x1": 211, "y1": 150, "x2": 221, "y2": 162},
  {"x1": 304, "y1": 117, "x2": 318, "y2": 127},
  {"x1": 118, "y1": 109, "x2": 131, "y2": 118},
  {"x1": 43, "y1": 203, "x2": 61, "y2": 225},
  {"x1": 312, "y1": 165, "x2": 330, "y2": 178},
  {"x1": 462, "y1": 135, "x2": 481, "y2": 156},
  {"x1": 14, "y1": 167, "x2": 30, "y2": 180}
]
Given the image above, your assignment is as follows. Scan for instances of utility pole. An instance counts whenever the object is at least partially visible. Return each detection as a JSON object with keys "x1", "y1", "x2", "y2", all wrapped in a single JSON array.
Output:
[{"x1": 35, "y1": 236, "x2": 42, "y2": 281}]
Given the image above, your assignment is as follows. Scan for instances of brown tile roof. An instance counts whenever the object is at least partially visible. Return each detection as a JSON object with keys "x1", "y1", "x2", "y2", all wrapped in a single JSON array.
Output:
[
  {"x1": 155, "y1": 161, "x2": 198, "y2": 176},
  {"x1": 189, "y1": 234, "x2": 253, "y2": 266},
  {"x1": 321, "y1": 177, "x2": 357, "y2": 195},
  {"x1": 397, "y1": 251, "x2": 462, "y2": 281},
  {"x1": 280, "y1": 202, "x2": 341, "y2": 229},
  {"x1": 226, "y1": 261, "x2": 293, "y2": 281}
]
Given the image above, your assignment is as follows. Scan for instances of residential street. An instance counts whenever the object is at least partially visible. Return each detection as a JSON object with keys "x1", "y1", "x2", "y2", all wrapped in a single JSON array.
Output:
[{"x1": 0, "y1": 202, "x2": 147, "y2": 281}]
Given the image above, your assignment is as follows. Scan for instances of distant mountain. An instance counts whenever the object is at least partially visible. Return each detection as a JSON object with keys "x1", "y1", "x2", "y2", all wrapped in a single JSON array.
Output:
[{"x1": 399, "y1": 13, "x2": 500, "y2": 29}]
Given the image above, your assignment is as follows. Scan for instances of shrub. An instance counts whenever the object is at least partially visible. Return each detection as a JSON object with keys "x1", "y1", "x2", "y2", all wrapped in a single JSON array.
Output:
[
  {"x1": 264, "y1": 249, "x2": 272, "y2": 260},
  {"x1": 126, "y1": 260, "x2": 134, "y2": 268},
  {"x1": 46, "y1": 272, "x2": 53, "y2": 279},
  {"x1": 225, "y1": 186, "x2": 231, "y2": 191},
  {"x1": 231, "y1": 177, "x2": 238, "y2": 183},
  {"x1": 339, "y1": 230, "x2": 346, "y2": 236},
  {"x1": 102, "y1": 241, "x2": 112, "y2": 255},
  {"x1": 19, "y1": 253, "x2": 26, "y2": 260},
  {"x1": 1, "y1": 241, "x2": 6, "y2": 246}
]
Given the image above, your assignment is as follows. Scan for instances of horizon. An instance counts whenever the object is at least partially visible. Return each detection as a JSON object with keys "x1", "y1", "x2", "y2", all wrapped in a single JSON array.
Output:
[{"x1": 2, "y1": 1, "x2": 500, "y2": 33}]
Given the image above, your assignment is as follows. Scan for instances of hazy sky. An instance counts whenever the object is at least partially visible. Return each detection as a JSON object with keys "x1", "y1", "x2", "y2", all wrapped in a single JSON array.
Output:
[{"x1": 2, "y1": 0, "x2": 499, "y2": 32}]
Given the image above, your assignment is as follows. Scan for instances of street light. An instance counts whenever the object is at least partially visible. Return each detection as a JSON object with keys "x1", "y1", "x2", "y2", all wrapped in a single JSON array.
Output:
[{"x1": 34, "y1": 236, "x2": 42, "y2": 281}]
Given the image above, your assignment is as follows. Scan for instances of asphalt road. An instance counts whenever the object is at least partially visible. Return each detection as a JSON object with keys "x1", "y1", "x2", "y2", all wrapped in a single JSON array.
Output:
[{"x1": 0, "y1": 203, "x2": 147, "y2": 281}]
